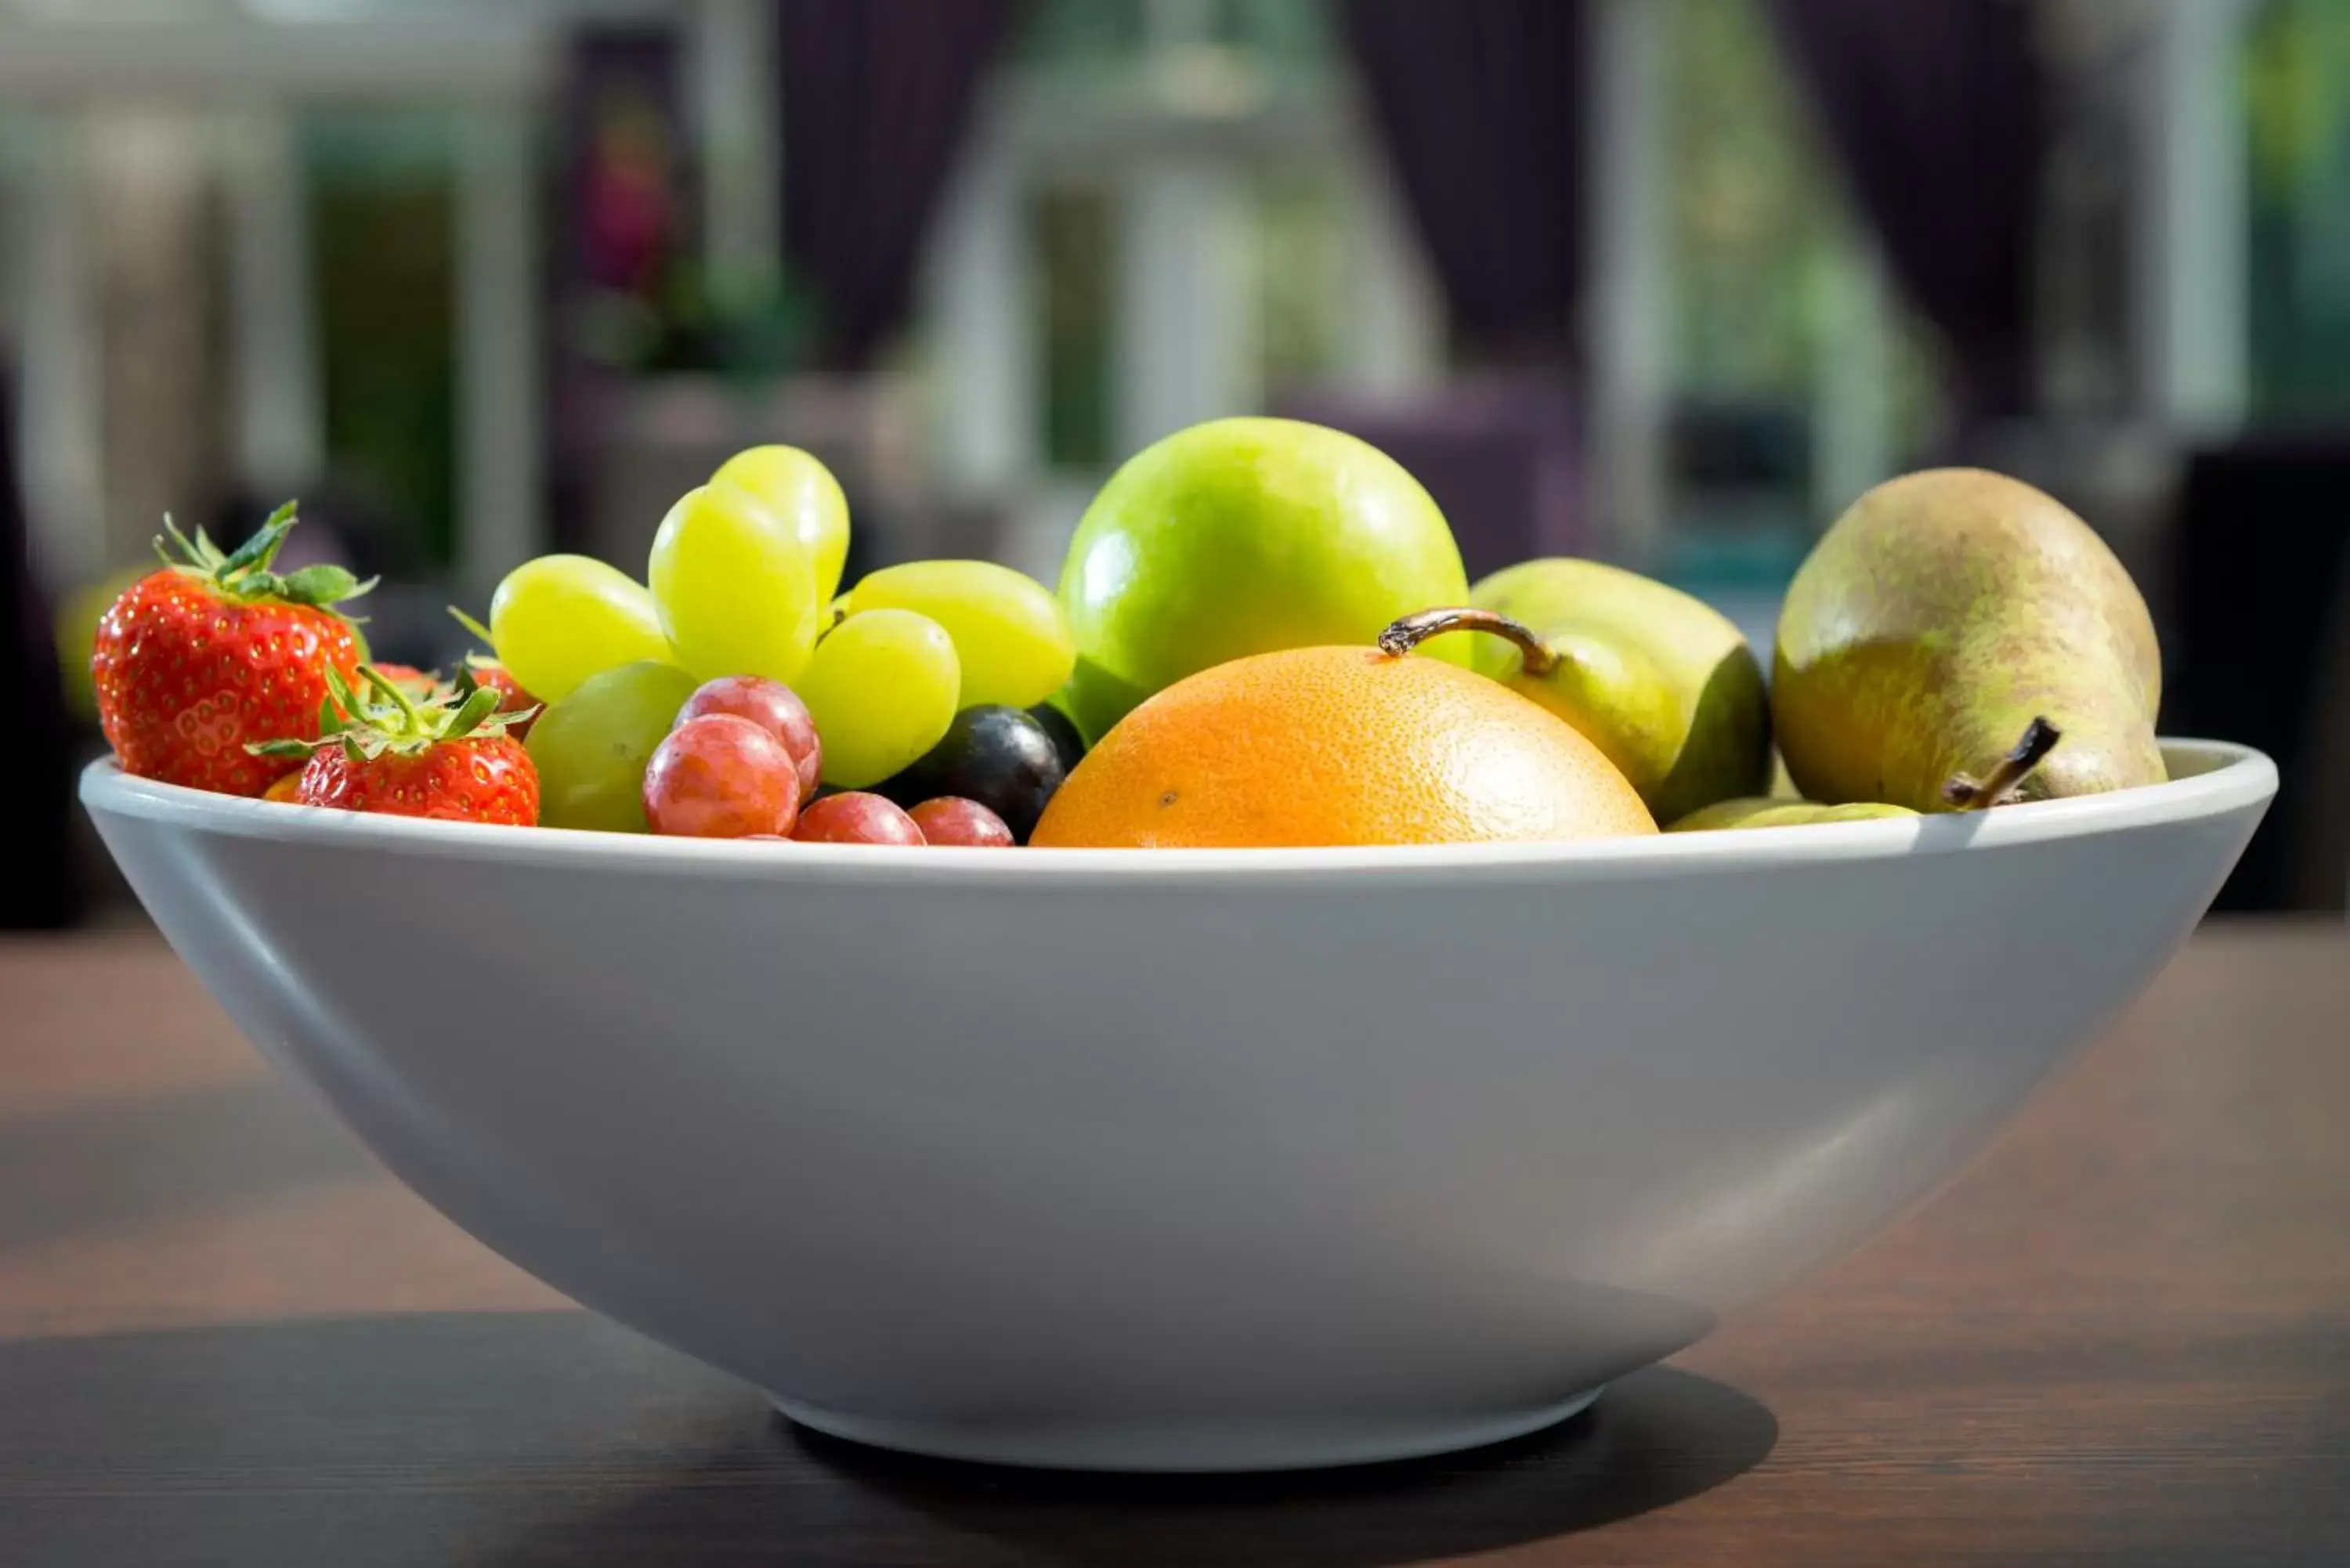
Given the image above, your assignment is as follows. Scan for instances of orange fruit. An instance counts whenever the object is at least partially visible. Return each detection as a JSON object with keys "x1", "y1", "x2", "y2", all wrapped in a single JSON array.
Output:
[{"x1": 1031, "y1": 645, "x2": 1657, "y2": 848}]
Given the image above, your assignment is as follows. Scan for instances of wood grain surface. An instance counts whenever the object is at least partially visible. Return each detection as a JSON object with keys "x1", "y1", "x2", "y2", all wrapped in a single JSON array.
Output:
[{"x1": 0, "y1": 927, "x2": 2345, "y2": 1566}]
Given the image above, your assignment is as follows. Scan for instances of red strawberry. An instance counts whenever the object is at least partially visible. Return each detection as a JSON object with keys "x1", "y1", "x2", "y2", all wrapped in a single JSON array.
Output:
[
  {"x1": 448, "y1": 605, "x2": 540, "y2": 739},
  {"x1": 371, "y1": 663, "x2": 440, "y2": 699},
  {"x1": 298, "y1": 736, "x2": 538, "y2": 825},
  {"x1": 93, "y1": 504, "x2": 370, "y2": 797},
  {"x1": 468, "y1": 658, "x2": 540, "y2": 739},
  {"x1": 254, "y1": 665, "x2": 540, "y2": 826}
]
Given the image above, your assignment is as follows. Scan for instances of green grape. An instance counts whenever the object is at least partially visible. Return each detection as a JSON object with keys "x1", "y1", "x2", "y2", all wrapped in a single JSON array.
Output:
[
  {"x1": 797, "y1": 609, "x2": 960, "y2": 789},
  {"x1": 836, "y1": 560, "x2": 1074, "y2": 709},
  {"x1": 526, "y1": 661, "x2": 700, "y2": 832},
  {"x1": 649, "y1": 484, "x2": 822, "y2": 685},
  {"x1": 710, "y1": 445, "x2": 851, "y2": 607},
  {"x1": 490, "y1": 555, "x2": 672, "y2": 703}
]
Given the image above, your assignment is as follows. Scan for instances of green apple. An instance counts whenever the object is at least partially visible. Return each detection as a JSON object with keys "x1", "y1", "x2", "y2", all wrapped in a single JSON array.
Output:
[{"x1": 1057, "y1": 417, "x2": 1470, "y2": 742}]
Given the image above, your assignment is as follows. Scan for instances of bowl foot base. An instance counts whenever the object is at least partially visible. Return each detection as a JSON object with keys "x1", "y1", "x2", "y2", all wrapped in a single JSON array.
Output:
[{"x1": 770, "y1": 1385, "x2": 1604, "y2": 1472}]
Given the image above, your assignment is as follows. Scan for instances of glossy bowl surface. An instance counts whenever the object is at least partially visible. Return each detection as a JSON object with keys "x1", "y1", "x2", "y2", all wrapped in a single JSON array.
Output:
[{"x1": 81, "y1": 742, "x2": 2273, "y2": 1469}]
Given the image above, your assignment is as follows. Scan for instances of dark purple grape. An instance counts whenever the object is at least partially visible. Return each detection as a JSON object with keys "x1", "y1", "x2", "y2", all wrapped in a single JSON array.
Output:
[
  {"x1": 877, "y1": 705, "x2": 1065, "y2": 844},
  {"x1": 1026, "y1": 701, "x2": 1088, "y2": 775}
]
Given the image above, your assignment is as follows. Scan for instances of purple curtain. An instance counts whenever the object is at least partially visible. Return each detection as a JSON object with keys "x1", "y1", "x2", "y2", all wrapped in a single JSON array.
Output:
[
  {"x1": 1764, "y1": 0, "x2": 2047, "y2": 421},
  {"x1": 1336, "y1": 0, "x2": 1589, "y2": 364},
  {"x1": 0, "y1": 365, "x2": 78, "y2": 927},
  {"x1": 776, "y1": 0, "x2": 1025, "y2": 370},
  {"x1": 2163, "y1": 436, "x2": 2350, "y2": 912}
]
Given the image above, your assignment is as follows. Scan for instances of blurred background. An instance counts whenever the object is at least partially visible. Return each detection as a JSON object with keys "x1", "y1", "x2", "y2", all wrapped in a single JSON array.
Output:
[{"x1": 2, "y1": 0, "x2": 2346, "y2": 926}]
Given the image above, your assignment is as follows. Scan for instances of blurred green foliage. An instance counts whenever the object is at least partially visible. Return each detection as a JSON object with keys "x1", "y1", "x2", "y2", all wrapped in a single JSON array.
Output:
[
  {"x1": 2246, "y1": 0, "x2": 2350, "y2": 199},
  {"x1": 1036, "y1": 185, "x2": 1115, "y2": 469},
  {"x1": 1665, "y1": 0, "x2": 1936, "y2": 443},
  {"x1": 1256, "y1": 168, "x2": 1350, "y2": 393},
  {"x1": 304, "y1": 112, "x2": 458, "y2": 568},
  {"x1": 2246, "y1": 0, "x2": 2350, "y2": 421},
  {"x1": 1667, "y1": 0, "x2": 1836, "y2": 399}
]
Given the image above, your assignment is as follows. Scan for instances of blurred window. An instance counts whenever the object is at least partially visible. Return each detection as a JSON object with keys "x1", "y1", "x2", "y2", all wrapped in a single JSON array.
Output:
[
  {"x1": 1022, "y1": 0, "x2": 1334, "y2": 92},
  {"x1": 974, "y1": 0, "x2": 1946, "y2": 577},
  {"x1": 1013, "y1": 0, "x2": 1355, "y2": 475},
  {"x1": 1661, "y1": 0, "x2": 1940, "y2": 583}
]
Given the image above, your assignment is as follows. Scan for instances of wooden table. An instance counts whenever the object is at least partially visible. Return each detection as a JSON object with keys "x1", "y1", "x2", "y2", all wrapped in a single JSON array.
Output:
[{"x1": 2, "y1": 930, "x2": 2345, "y2": 1566}]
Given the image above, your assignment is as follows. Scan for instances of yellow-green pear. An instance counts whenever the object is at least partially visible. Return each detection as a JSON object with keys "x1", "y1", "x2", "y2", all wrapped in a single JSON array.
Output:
[
  {"x1": 1773, "y1": 469, "x2": 2162, "y2": 811},
  {"x1": 1668, "y1": 797, "x2": 1917, "y2": 833},
  {"x1": 1386, "y1": 559, "x2": 1770, "y2": 824}
]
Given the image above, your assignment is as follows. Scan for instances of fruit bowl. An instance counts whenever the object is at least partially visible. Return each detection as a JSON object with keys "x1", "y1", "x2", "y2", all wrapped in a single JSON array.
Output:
[{"x1": 81, "y1": 742, "x2": 2273, "y2": 1472}]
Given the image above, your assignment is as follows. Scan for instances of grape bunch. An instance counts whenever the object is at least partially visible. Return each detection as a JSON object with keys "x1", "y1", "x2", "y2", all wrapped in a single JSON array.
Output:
[{"x1": 472, "y1": 444, "x2": 1085, "y2": 846}]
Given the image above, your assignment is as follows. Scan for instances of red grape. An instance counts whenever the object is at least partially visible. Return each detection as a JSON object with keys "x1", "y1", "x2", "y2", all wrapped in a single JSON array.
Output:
[
  {"x1": 676, "y1": 674, "x2": 822, "y2": 803},
  {"x1": 909, "y1": 797, "x2": 1014, "y2": 847},
  {"x1": 643, "y1": 714, "x2": 800, "y2": 839},
  {"x1": 792, "y1": 791, "x2": 924, "y2": 845}
]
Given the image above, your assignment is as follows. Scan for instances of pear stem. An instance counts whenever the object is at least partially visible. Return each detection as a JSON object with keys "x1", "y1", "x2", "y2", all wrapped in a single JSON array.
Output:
[
  {"x1": 1377, "y1": 606, "x2": 1558, "y2": 676},
  {"x1": 1941, "y1": 717, "x2": 2063, "y2": 810}
]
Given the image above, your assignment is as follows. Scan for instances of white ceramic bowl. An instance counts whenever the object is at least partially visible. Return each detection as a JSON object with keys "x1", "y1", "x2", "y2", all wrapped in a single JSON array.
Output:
[{"x1": 83, "y1": 742, "x2": 2272, "y2": 1472}]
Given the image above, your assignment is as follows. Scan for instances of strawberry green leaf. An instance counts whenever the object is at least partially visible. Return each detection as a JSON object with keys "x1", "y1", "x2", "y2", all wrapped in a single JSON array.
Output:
[
  {"x1": 215, "y1": 512, "x2": 294, "y2": 580},
  {"x1": 156, "y1": 515, "x2": 215, "y2": 573},
  {"x1": 272, "y1": 564, "x2": 371, "y2": 607},
  {"x1": 358, "y1": 662, "x2": 420, "y2": 719},
  {"x1": 443, "y1": 684, "x2": 502, "y2": 740},
  {"x1": 258, "y1": 658, "x2": 530, "y2": 765}
]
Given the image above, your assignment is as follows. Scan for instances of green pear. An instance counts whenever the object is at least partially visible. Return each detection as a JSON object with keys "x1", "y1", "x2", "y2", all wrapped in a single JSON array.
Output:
[
  {"x1": 1668, "y1": 797, "x2": 1917, "y2": 833},
  {"x1": 1058, "y1": 417, "x2": 1470, "y2": 742},
  {"x1": 1430, "y1": 559, "x2": 1771, "y2": 824},
  {"x1": 1773, "y1": 469, "x2": 2163, "y2": 811}
]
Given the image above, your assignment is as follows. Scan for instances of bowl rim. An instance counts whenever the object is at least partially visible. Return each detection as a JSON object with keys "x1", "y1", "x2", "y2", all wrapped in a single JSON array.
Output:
[{"x1": 79, "y1": 739, "x2": 2276, "y2": 883}]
